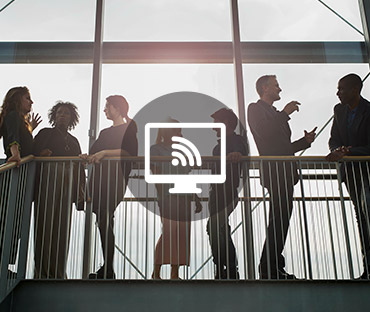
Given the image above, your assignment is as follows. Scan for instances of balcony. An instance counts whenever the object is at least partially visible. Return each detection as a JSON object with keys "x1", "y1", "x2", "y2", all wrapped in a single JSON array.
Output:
[{"x1": 0, "y1": 156, "x2": 370, "y2": 311}]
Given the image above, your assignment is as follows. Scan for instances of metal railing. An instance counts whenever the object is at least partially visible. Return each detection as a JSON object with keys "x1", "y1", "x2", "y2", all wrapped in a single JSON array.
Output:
[
  {"x1": 0, "y1": 156, "x2": 369, "y2": 284},
  {"x1": 0, "y1": 156, "x2": 35, "y2": 302}
]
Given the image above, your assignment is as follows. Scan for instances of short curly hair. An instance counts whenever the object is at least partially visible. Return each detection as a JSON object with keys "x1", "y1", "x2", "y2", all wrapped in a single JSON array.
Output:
[{"x1": 48, "y1": 101, "x2": 79, "y2": 130}]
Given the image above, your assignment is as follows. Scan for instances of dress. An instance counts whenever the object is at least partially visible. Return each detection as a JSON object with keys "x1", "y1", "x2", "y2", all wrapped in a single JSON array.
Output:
[
  {"x1": 207, "y1": 133, "x2": 249, "y2": 278},
  {"x1": 247, "y1": 99, "x2": 310, "y2": 277},
  {"x1": 151, "y1": 143, "x2": 191, "y2": 266},
  {"x1": 328, "y1": 97, "x2": 370, "y2": 273},
  {"x1": 33, "y1": 127, "x2": 84, "y2": 279}
]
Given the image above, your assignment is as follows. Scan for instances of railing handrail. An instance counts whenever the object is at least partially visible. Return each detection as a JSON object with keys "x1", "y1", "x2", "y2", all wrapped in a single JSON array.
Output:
[
  {"x1": 0, "y1": 155, "x2": 34, "y2": 173},
  {"x1": 31, "y1": 155, "x2": 370, "y2": 161}
]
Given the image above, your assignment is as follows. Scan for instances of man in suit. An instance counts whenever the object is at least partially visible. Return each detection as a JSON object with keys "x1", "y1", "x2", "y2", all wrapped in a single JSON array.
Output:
[
  {"x1": 247, "y1": 75, "x2": 316, "y2": 279},
  {"x1": 326, "y1": 73, "x2": 370, "y2": 279}
]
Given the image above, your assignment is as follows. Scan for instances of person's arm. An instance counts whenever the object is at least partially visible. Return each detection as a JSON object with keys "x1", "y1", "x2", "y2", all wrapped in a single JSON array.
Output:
[
  {"x1": 247, "y1": 102, "x2": 290, "y2": 139},
  {"x1": 345, "y1": 113, "x2": 370, "y2": 155},
  {"x1": 194, "y1": 194, "x2": 202, "y2": 213},
  {"x1": 291, "y1": 127, "x2": 317, "y2": 153},
  {"x1": 4, "y1": 112, "x2": 22, "y2": 165},
  {"x1": 121, "y1": 120, "x2": 138, "y2": 157},
  {"x1": 8, "y1": 144, "x2": 21, "y2": 166},
  {"x1": 87, "y1": 149, "x2": 127, "y2": 163},
  {"x1": 33, "y1": 128, "x2": 52, "y2": 156},
  {"x1": 328, "y1": 108, "x2": 342, "y2": 152}
]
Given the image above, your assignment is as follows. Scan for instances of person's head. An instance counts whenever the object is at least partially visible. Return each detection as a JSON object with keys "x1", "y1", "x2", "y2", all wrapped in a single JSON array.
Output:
[
  {"x1": 337, "y1": 73, "x2": 362, "y2": 105},
  {"x1": 155, "y1": 117, "x2": 181, "y2": 144},
  {"x1": 256, "y1": 75, "x2": 281, "y2": 103},
  {"x1": 211, "y1": 108, "x2": 238, "y2": 137},
  {"x1": 1, "y1": 86, "x2": 33, "y2": 117},
  {"x1": 104, "y1": 95, "x2": 129, "y2": 121},
  {"x1": 48, "y1": 101, "x2": 79, "y2": 131}
]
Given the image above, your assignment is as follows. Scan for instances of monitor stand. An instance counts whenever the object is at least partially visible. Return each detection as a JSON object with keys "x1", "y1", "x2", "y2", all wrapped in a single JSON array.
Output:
[{"x1": 169, "y1": 181, "x2": 202, "y2": 194}]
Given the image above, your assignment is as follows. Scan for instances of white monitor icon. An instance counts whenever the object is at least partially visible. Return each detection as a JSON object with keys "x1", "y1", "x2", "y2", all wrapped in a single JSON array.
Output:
[{"x1": 145, "y1": 122, "x2": 226, "y2": 194}]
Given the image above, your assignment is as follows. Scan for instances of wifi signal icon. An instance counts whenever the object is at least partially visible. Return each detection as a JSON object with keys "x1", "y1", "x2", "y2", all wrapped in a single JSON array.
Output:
[{"x1": 171, "y1": 136, "x2": 202, "y2": 167}]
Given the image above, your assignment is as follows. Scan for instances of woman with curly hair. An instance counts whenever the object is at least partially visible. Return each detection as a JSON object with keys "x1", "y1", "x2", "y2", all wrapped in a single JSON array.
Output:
[
  {"x1": 0, "y1": 86, "x2": 41, "y2": 164},
  {"x1": 33, "y1": 101, "x2": 85, "y2": 279}
]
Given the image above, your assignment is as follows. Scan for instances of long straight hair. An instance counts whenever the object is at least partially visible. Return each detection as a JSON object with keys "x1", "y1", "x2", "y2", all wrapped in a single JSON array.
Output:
[
  {"x1": 0, "y1": 86, "x2": 32, "y2": 138},
  {"x1": 155, "y1": 117, "x2": 179, "y2": 144}
]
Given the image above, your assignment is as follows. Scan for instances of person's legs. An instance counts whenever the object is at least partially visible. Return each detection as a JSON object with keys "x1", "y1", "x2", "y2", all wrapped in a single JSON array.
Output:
[
  {"x1": 152, "y1": 234, "x2": 163, "y2": 279},
  {"x1": 97, "y1": 210, "x2": 115, "y2": 278},
  {"x1": 345, "y1": 172, "x2": 370, "y2": 277},
  {"x1": 207, "y1": 211, "x2": 238, "y2": 279},
  {"x1": 259, "y1": 178, "x2": 294, "y2": 279},
  {"x1": 207, "y1": 214, "x2": 225, "y2": 279}
]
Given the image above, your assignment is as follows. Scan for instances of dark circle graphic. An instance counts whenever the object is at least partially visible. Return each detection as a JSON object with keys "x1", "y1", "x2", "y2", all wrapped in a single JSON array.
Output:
[{"x1": 121, "y1": 91, "x2": 249, "y2": 221}]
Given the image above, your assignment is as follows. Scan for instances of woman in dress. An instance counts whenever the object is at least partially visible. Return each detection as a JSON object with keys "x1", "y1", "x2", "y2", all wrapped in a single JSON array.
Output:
[
  {"x1": 80, "y1": 95, "x2": 138, "y2": 279},
  {"x1": 33, "y1": 101, "x2": 85, "y2": 279},
  {"x1": 151, "y1": 119, "x2": 202, "y2": 280}
]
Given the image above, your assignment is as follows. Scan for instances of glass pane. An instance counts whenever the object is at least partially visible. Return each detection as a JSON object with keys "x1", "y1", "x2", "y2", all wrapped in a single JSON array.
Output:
[
  {"x1": 100, "y1": 64, "x2": 236, "y2": 154},
  {"x1": 0, "y1": 0, "x2": 96, "y2": 41},
  {"x1": 243, "y1": 63, "x2": 370, "y2": 156},
  {"x1": 104, "y1": 0, "x2": 232, "y2": 41},
  {"x1": 0, "y1": 64, "x2": 93, "y2": 158},
  {"x1": 239, "y1": 0, "x2": 364, "y2": 41}
]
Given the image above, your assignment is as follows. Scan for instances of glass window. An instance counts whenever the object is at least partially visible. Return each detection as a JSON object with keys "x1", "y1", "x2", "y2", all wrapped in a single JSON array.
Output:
[
  {"x1": 239, "y1": 0, "x2": 364, "y2": 41},
  {"x1": 0, "y1": 0, "x2": 96, "y2": 41},
  {"x1": 99, "y1": 64, "x2": 236, "y2": 156},
  {"x1": 104, "y1": 0, "x2": 232, "y2": 41}
]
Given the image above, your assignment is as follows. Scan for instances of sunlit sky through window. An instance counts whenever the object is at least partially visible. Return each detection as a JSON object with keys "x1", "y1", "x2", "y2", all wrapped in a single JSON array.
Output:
[{"x1": 0, "y1": 0, "x2": 368, "y2": 158}]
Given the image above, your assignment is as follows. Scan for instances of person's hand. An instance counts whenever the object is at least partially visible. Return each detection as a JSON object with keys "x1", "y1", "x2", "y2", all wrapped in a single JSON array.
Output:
[
  {"x1": 30, "y1": 113, "x2": 42, "y2": 131},
  {"x1": 7, "y1": 154, "x2": 21, "y2": 167},
  {"x1": 325, "y1": 146, "x2": 351, "y2": 162},
  {"x1": 304, "y1": 127, "x2": 317, "y2": 144},
  {"x1": 283, "y1": 101, "x2": 300, "y2": 115},
  {"x1": 39, "y1": 149, "x2": 52, "y2": 156},
  {"x1": 227, "y1": 152, "x2": 242, "y2": 162},
  {"x1": 195, "y1": 198, "x2": 202, "y2": 213},
  {"x1": 76, "y1": 200, "x2": 85, "y2": 211},
  {"x1": 88, "y1": 151, "x2": 106, "y2": 164},
  {"x1": 79, "y1": 153, "x2": 89, "y2": 161}
]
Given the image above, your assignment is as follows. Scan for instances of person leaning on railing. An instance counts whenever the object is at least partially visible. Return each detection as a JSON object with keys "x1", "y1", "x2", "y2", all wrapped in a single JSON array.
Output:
[
  {"x1": 32, "y1": 101, "x2": 85, "y2": 279},
  {"x1": 0, "y1": 86, "x2": 41, "y2": 275},
  {"x1": 79, "y1": 95, "x2": 138, "y2": 279},
  {"x1": 326, "y1": 73, "x2": 370, "y2": 280},
  {"x1": 207, "y1": 108, "x2": 249, "y2": 280}
]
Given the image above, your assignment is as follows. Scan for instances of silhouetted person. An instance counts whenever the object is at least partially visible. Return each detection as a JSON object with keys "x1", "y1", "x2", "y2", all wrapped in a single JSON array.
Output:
[
  {"x1": 0, "y1": 86, "x2": 41, "y2": 277},
  {"x1": 151, "y1": 118, "x2": 202, "y2": 280},
  {"x1": 80, "y1": 95, "x2": 137, "y2": 279},
  {"x1": 247, "y1": 75, "x2": 316, "y2": 279},
  {"x1": 207, "y1": 108, "x2": 249, "y2": 279},
  {"x1": 326, "y1": 73, "x2": 370, "y2": 279},
  {"x1": 33, "y1": 101, "x2": 85, "y2": 279}
]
